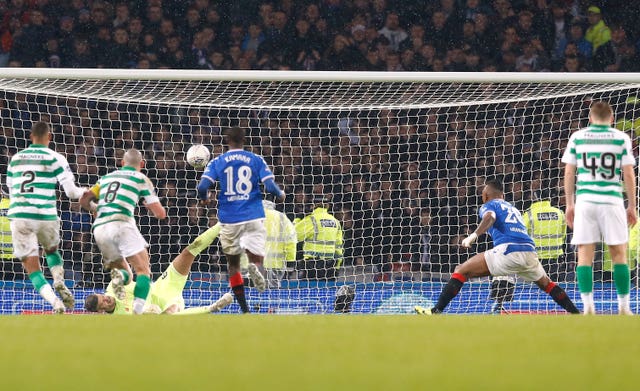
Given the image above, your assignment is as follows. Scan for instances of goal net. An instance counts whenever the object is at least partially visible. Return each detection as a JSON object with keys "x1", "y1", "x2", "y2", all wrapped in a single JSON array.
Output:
[{"x1": 1, "y1": 70, "x2": 639, "y2": 314}]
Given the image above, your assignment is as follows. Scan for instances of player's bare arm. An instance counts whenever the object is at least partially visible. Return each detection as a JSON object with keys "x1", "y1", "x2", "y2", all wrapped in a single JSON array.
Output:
[
  {"x1": 145, "y1": 200, "x2": 166, "y2": 219},
  {"x1": 79, "y1": 189, "x2": 98, "y2": 214},
  {"x1": 461, "y1": 212, "x2": 495, "y2": 248},
  {"x1": 622, "y1": 164, "x2": 637, "y2": 226},
  {"x1": 563, "y1": 163, "x2": 577, "y2": 229}
]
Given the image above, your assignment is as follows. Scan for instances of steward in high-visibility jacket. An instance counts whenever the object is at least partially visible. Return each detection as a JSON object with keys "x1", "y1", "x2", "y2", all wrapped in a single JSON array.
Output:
[
  {"x1": 522, "y1": 192, "x2": 567, "y2": 281},
  {"x1": 0, "y1": 196, "x2": 13, "y2": 260},
  {"x1": 262, "y1": 200, "x2": 297, "y2": 270},
  {"x1": 295, "y1": 198, "x2": 343, "y2": 280}
]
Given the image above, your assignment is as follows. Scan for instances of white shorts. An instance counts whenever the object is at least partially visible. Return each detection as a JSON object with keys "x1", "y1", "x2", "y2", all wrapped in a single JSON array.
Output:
[
  {"x1": 485, "y1": 244, "x2": 546, "y2": 282},
  {"x1": 571, "y1": 202, "x2": 628, "y2": 245},
  {"x1": 93, "y1": 221, "x2": 148, "y2": 264},
  {"x1": 220, "y1": 219, "x2": 266, "y2": 256},
  {"x1": 10, "y1": 219, "x2": 60, "y2": 259}
]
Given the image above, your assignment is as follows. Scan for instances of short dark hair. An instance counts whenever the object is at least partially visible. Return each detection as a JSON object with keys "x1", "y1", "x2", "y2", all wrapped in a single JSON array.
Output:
[
  {"x1": 485, "y1": 178, "x2": 504, "y2": 193},
  {"x1": 590, "y1": 101, "x2": 613, "y2": 122},
  {"x1": 225, "y1": 126, "x2": 245, "y2": 145},
  {"x1": 84, "y1": 294, "x2": 99, "y2": 312},
  {"x1": 31, "y1": 121, "x2": 50, "y2": 138}
]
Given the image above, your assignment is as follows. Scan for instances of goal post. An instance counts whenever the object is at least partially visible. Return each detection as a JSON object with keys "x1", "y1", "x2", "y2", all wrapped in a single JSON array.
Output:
[{"x1": 1, "y1": 69, "x2": 639, "y2": 314}]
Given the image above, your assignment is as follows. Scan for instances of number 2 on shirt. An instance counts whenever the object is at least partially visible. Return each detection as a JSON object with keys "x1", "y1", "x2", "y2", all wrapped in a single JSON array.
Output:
[{"x1": 500, "y1": 203, "x2": 525, "y2": 225}]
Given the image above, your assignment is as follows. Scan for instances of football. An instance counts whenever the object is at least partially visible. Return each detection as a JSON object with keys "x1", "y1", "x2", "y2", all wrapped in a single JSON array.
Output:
[{"x1": 186, "y1": 144, "x2": 211, "y2": 169}]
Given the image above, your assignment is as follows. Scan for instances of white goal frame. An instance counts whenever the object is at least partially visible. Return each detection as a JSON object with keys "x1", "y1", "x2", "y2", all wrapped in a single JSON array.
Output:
[{"x1": 1, "y1": 69, "x2": 639, "y2": 315}]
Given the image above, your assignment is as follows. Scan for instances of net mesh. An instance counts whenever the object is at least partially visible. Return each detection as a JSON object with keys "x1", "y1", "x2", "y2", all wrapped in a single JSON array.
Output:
[{"x1": 1, "y1": 74, "x2": 639, "y2": 314}]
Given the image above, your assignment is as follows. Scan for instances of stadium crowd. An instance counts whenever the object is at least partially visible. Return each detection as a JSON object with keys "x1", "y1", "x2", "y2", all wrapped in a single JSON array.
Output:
[
  {"x1": 1, "y1": 0, "x2": 639, "y2": 286},
  {"x1": 1, "y1": 0, "x2": 640, "y2": 72}
]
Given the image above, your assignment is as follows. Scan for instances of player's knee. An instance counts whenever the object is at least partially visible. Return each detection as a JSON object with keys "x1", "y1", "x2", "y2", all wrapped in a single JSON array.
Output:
[
  {"x1": 44, "y1": 246, "x2": 58, "y2": 255},
  {"x1": 453, "y1": 265, "x2": 466, "y2": 276}
]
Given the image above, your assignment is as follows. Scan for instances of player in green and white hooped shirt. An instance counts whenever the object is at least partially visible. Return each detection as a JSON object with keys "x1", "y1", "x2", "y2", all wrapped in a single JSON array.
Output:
[
  {"x1": 80, "y1": 149, "x2": 166, "y2": 315},
  {"x1": 6, "y1": 122, "x2": 85, "y2": 313},
  {"x1": 562, "y1": 101, "x2": 638, "y2": 315}
]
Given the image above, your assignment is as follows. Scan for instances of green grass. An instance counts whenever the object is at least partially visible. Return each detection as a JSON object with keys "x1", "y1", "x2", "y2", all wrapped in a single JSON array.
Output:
[{"x1": 0, "y1": 315, "x2": 638, "y2": 390}]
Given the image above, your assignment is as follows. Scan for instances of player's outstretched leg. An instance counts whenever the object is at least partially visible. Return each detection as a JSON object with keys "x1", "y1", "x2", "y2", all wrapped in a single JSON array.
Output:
[
  {"x1": 415, "y1": 273, "x2": 467, "y2": 315},
  {"x1": 536, "y1": 277, "x2": 579, "y2": 314},
  {"x1": 45, "y1": 249, "x2": 75, "y2": 309},
  {"x1": 416, "y1": 253, "x2": 491, "y2": 315}
]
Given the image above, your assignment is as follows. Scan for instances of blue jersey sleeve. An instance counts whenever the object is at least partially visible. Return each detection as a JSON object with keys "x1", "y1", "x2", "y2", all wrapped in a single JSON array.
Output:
[
  {"x1": 201, "y1": 159, "x2": 218, "y2": 183},
  {"x1": 256, "y1": 155, "x2": 275, "y2": 182},
  {"x1": 479, "y1": 202, "x2": 497, "y2": 219}
]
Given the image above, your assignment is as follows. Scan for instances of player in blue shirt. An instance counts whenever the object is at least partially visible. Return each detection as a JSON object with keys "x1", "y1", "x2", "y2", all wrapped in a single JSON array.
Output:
[
  {"x1": 197, "y1": 126, "x2": 285, "y2": 313},
  {"x1": 415, "y1": 178, "x2": 579, "y2": 314}
]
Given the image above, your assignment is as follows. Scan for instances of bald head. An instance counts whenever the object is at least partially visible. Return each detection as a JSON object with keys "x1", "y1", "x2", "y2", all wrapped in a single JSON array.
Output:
[{"x1": 123, "y1": 148, "x2": 143, "y2": 169}]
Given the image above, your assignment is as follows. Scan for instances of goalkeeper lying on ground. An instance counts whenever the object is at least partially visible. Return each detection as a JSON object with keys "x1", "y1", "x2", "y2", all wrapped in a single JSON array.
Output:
[{"x1": 84, "y1": 226, "x2": 232, "y2": 314}]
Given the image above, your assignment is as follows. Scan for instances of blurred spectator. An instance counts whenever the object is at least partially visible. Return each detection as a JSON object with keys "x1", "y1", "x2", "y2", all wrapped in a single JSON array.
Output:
[
  {"x1": 378, "y1": 12, "x2": 407, "y2": 51},
  {"x1": 515, "y1": 39, "x2": 548, "y2": 71},
  {"x1": 11, "y1": 9, "x2": 52, "y2": 66},
  {"x1": 555, "y1": 21, "x2": 592, "y2": 68},
  {"x1": 428, "y1": 10, "x2": 455, "y2": 55},
  {"x1": 66, "y1": 37, "x2": 95, "y2": 68},
  {"x1": 585, "y1": 5, "x2": 613, "y2": 71},
  {"x1": 2, "y1": 1, "x2": 636, "y2": 74},
  {"x1": 562, "y1": 55, "x2": 586, "y2": 72}
]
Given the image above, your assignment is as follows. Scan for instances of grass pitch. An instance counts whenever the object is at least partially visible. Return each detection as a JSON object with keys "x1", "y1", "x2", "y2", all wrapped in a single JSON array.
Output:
[{"x1": 0, "y1": 315, "x2": 638, "y2": 391}]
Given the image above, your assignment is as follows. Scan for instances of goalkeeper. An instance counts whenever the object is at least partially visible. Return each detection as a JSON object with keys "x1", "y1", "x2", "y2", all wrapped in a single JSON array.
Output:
[{"x1": 84, "y1": 227, "x2": 232, "y2": 314}]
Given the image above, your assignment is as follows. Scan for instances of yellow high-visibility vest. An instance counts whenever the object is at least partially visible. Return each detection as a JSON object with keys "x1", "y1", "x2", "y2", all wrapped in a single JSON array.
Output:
[
  {"x1": 523, "y1": 201, "x2": 566, "y2": 260},
  {"x1": 0, "y1": 197, "x2": 13, "y2": 259},
  {"x1": 295, "y1": 207, "x2": 344, "y2": 268},
  {"x1": 263, "y1": 208, "x2": 296, "y2": 269}
]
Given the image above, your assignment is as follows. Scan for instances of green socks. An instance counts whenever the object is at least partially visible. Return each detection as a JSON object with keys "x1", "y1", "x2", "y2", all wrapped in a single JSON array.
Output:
[
  {"x1": 28, "y1": 271, "x2": 48, "y2": 291},
  {"x1": 45, "y1": 251, "x2": 63, "y2": 268},
  {"x1": 613, "y1": 264, "x2": 630, "y2": 296},
  {"x1": 45, "y1": 252, "x2": 65, "y2": 282},
  {"x1": 576, "y1": 265, "x2": 593, "y2": 294},
  {"x1": 132, "y1": 274, "x2": 151, "y2": 315},
  {"x1": 29, "y1": 270, "x2": 58, "y2": 307},
  {"x1": 117, "y1": 269, "x2": 131, "y2": 285},
  {"x1": 133, "y1": 274, "x2": 151, "y2": 300}
]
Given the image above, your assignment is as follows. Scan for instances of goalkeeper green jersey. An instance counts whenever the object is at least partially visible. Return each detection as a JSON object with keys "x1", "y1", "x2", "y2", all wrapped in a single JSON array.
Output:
[
  {"x1": 105, "y1": 264, "x2": 187, "y2": 314},
  {"x1": 90, "y1": 166, "x2": 159, "y2": 229},
  {"x1": 561, "y1": 124, "x2": 635, "y2": 206},
  {"x1": 6, "y1": 144, "x2": 77, "y2": 220}
]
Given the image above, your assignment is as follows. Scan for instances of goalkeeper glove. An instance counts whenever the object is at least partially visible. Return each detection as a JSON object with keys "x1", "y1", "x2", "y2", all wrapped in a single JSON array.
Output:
[{"x1": 461, "y1": 232, "x2": 478, "y2": 248}]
